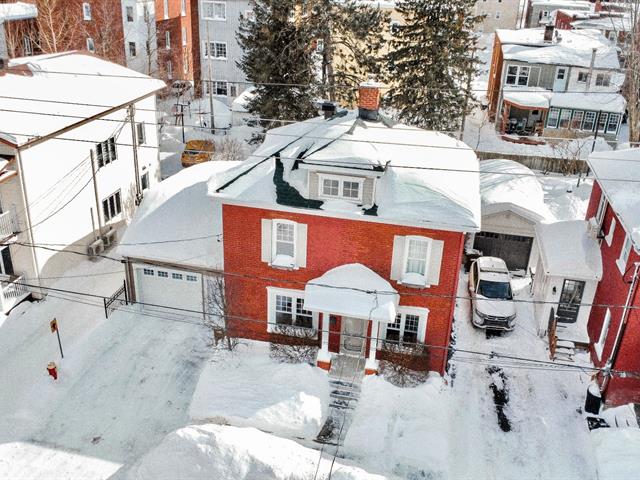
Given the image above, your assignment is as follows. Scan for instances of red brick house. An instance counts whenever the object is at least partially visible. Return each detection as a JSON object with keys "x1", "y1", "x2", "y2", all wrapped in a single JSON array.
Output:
[
  {"x1": 208, "y1": 83, "x2": 481, "y2": 374},
  {"x1": 585, "y1": 148, "x2": 640, "y2": 406},
  {"x1": 121, "y1": 84, "x2": 480, "y2": 375}
]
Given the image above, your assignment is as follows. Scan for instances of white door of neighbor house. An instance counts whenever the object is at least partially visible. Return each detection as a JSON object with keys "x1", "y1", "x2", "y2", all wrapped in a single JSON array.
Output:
[
  {"x1": 136, "y1": 266, "x2": 202, "y2": 314},
  {"x1": 553, "y1": 67, "x2": 568, "y2": 92},
  {"x1": 341, "y1": 317, "x2": 367, "y2": 356}
]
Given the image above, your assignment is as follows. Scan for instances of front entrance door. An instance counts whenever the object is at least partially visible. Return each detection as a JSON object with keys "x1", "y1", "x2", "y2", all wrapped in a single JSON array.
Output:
[
  {"x1": 557, "y1": 279, "x2": 585, "y2": 323},
  {"x1": 341, "y1": 317, "x2": 367, "y2": 356},
  {"x1": 553, "y1": 67, "x2": 567, "y2": 92}
]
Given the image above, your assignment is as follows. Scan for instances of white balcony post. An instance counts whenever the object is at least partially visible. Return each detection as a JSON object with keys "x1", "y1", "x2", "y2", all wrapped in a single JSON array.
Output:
[
  {"x1": 366, "y1": 320, "x2": 380, "y2": 372},
  {"x1": 0, "y1": 281, "x2": 7, "y2": 313},
  {"x1": 317, "y1": 312, "x2": 331, "y2": 366}
]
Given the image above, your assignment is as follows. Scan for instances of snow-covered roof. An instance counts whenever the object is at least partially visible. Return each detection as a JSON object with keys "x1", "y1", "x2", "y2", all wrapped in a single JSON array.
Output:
[
  {"x1": 550, "y1": 92, "x2": 626, "y2": 113},
  {"x1": 0, "y1": 52, "x2": 166, "y2": 148},
  {"x1": 0, "y1": 2, "x2": 37, "y2": 21},
  {"x1": 210, "y1": 111, "x2": 481, "y2": 232},
  {"x1": 304, "y1": 264, "x2": 399, "y2": 323},
  {"x1": 572, "y1": 16, "x2": 631, "y2": 32},
  {"x1": 480, "y1": 159, "x2": 552, "y2": 223},
  {"x1": 536, "y1": 220, "x2": 602, "y2": 280},
  {"x1": 530, "y1": 0, "x2": 591, "y2": 8},
  {"x1": 588, "y1": 148, "x2": 640, "y2": 250},
  {"x1": 119, "y1": 161, "x2": 240, "y2": 269},
  {"x1": 503, "y1": 87, "x2": 551, "y2": 109},
  {"x1": 501, "y1": 29, "x2": 620, "y2": 69}
]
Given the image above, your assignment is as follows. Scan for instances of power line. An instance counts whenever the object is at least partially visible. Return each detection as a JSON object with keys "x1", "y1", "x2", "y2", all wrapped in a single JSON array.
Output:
[{"x1": 8, "y1": 239, "x2": 640, "y2": 312}]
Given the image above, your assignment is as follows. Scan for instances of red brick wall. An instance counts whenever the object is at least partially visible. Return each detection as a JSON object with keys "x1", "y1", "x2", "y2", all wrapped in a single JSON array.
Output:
[
  {"x1": 586, "y1": 181, "x2": 640, "y2": 405},
  {"x1": 155, "y1": 0, "x2": 200, "y2": 86},
  {"x1": 222, "y1": 204, "x2": 466, "y2": 374},
  {"x1": 554, "y1": 11, "x2": 574, "y2": 30}
]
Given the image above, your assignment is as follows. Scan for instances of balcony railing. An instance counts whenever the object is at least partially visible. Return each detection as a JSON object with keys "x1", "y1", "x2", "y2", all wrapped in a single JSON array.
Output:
[
  {"x1": 0, "y1": 209, "x2": 17, "y2": 241},
  {"x1": 0, "y1": 274, "x2": 29, "y2": 312}
]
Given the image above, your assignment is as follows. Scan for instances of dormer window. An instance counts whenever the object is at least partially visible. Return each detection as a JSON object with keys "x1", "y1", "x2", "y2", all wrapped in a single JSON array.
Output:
[{"x1": 319, "y1": 174, "x2": 364, "y2": 203}]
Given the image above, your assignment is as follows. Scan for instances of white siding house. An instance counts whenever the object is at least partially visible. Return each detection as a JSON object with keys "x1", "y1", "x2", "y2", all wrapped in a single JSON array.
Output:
[{"x1": 0, "y1": 52, "x2": 164, "y2": 309}]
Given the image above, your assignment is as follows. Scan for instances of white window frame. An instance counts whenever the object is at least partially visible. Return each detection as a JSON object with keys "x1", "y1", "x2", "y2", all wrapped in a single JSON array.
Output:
[
  {"x1": 96, "y1": 137, "x2": 117, "y2": 167},
  {"x1": 186, "y1": 274, "x2": 198, "y2": 282},
  {"x1": 126, "y1": 5, "x2": 135, "y2": 22},
  {"x1": 606, "y1": 113, "x2": 621, "y2": 135},
  {"x1": 505, "y1": 64, "x2": 530, "y2": 86},
  {"x1": 202, "y1": 0, "x2": 226, "y2": 20},
  {"x1": 205, "y1": 41, "x2": 227, "y2": 59},
  {"x1": 595, "y1": 308, "x2": 611, "y2": 360},
  {"x1": 102, "y1": 190, "x2": 122, "y2": 222},
  {"x1": 182, "y1": 26, "x2": 187, "y2": 46},
  {"x1": 547, "y1": 107, "x2": 560, "y2": 128},
  {"x1": 266, "y1": 287, "x2": 318, "y2": 335},
  {"x1": 22, "y1": 36, "x2": 32, "y2": 55},
  {"x1": 318, "y1": 173, "x2": 364, "y2": 203},
  {"x1": 83, "y1": 2, "x2": 92, "y2": 21},
  {"x1": 605, "y1": 217, "x2": 616, "y2": 247},
  {"x1": 86, "y1": 37, "x2": 95, "y2": 53},
  {"x1": 163, "y1": 0, "x2": 169, "y2": 19},
  {"x1": 595, "y1": 73, "x2": 611, "y2": 87},
  {"x1": 382, "y1": 306, "x2": 428, "y2": 346},
  {"x1": 181, "y1": 0, "x2": 187, "y2": 16},
  {"x1": 401, "y1": 236, "x2": 432, "y2": 286},
  {"x1": 141, "y1": 171, "x2": 150, "y2": 191},
  {"x1": 128, "y1": 41, "x2": 137, "y2": 57},
  {"x1": 143, "y1": 268, "x2": 154, "y2": 276},
  {"x1": 595, "y1": 192, "x2": 607, "y2": 227},
  {"x1": 165, "y1": 31, "x2": 171, "y2": 49},
  {"x1": 617, "y1": 233, "x2": 633, "y2": 274},
  {"x1": 577, "y1": 71, "x2": 588, "y2": 84},
  {"x1": 271, "y1": 219, "x2": 297, "y2": 267},
  {"x1": 558, "y1": 109, "x2": 572, "y2": 129},
  {"x1": 207, "y1": 80, "x2": 229, "y2": 96},
  {"x1": 166, "y1": 60, "x2": 173, "y2": 79},
  {"x1": 582, "y1": 111, "x2": 597, "y2": 131}
]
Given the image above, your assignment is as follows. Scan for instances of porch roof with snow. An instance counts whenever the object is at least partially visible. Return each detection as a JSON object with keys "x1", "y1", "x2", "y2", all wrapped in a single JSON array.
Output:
[
  {"x1": 0, "y1": 52, "x2": 166, "y2": 148},
  {"x1": 535, "y1": 220, "x2": 602, "y2": 280},
  {"x1": 588, "y1": 148, "x2": 640, "y2": 251},
  {"x1": 480, "y1": 159, "x2": 552, "y2": 223},
  {"x1": 503, "y1": 87, "x2": 551, "y2": 109},
  {"x1": 118, "y1": 161, "x2": 240, "y2": 269},
  {"x1": 304, "y1": 264, "x2": 399, "y2": 323},
  {"x1": 209, "y1": 111, "x2": 481, "y2": 232}
]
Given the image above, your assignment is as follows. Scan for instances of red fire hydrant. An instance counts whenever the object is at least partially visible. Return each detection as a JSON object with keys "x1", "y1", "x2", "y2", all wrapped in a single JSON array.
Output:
[{"x1": 47, "y1": 361, "x2": 58, "y2": 380}]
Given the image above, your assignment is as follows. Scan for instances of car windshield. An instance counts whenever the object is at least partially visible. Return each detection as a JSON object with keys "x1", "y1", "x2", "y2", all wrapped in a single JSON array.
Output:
[{"x1": 477, "y1": 280, "x2": 512, "y2": 300}]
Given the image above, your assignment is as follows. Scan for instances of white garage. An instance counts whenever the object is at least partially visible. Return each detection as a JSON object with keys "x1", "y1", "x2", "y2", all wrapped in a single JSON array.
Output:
[{"x1": 134, "y1": 265, "x2": 203, "y2": 315}]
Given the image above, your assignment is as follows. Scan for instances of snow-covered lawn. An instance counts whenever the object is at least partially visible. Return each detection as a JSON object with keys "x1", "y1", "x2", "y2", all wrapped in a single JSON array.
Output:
[
  {"x1": 190, "y1": 341, "x2": 330, "y2": 439},
  {"x1": 0, "y1": 259, "x2": 210, "y2": 479}
]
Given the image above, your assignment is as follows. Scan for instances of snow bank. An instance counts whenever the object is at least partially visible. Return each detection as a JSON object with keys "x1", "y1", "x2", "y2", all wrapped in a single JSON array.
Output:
[
  {"x1": 343, "y1": 374, "x2": 450, "y2": 478},
  {"x1": 125, "y1": 424, "x2": 387, "y2": 480},
  {"x1": 189, "y1": 342, "x2": 330, "y2": 438},
  {"x1": 591, "y1": 428, "x2": 640, "y2": 480}
]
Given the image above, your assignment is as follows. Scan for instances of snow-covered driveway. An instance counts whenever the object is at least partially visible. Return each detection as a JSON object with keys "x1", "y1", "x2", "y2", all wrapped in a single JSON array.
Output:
[
  {"x1": 449, "y1": 273, "x2": 598, "y2": 480},
  {"x1": 0, "y1": 288, "x2": 209, "y2": 478}
]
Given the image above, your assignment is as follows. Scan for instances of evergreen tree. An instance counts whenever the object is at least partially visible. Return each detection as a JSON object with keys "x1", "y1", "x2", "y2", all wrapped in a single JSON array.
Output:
[
  {"x1": 385, "y1": 0, "x2": 482, "y2": 131},
  {"x1": 237, "y1": 0, "x2": 318, "y2": 137},
  {"x1": 309, "y1": 0, "x2": 389, "y2": 106}
]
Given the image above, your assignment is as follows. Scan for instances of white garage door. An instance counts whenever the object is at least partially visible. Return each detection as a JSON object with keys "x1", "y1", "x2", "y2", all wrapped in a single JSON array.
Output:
[{"x1": 135, "y1": 266, "x2": 202, "y2": 314}]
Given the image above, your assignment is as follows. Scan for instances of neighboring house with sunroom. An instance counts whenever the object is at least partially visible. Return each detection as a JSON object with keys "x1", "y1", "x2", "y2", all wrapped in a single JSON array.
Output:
[
  {"x1": 0, "y1": 52, "x2": 163, "y2": 311},
  {"x1": 122, "y1": 82, "x2": 481, "y2": 376},
  {"x1": 486, "y1": 26, "x2": 625, "y2": 141},
  {"x1": 583, "y1": 148, "x2": 640, "y2": 406}
]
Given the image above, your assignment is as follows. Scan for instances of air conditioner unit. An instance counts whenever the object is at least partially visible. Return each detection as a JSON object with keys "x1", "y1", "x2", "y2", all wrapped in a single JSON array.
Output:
[
  {"x1": 102, "y1": 228, "x2": 117, "y2": 248},
  {"x1": 87, "y1": 238, "x2": 105, "y2": 258}
]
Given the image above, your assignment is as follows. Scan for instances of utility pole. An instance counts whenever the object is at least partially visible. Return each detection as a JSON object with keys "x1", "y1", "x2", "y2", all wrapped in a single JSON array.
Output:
[
  {"x1": 206, "y1": 20, "x2": 216, "y2": 134},
  {"x1": 90, "y1": 150, "x2": 103, "y2": 238},
  {"x1": 128, "y1": 104, "x2": 143, "y2": 205}
]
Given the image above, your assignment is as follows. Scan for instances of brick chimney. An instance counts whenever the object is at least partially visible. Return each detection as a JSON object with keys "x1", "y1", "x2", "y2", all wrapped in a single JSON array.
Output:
[
  {"x1": 358, "y1": 79, "x2": 384, "y2": 121},
  {"x1": 544, "y1": 24, "x2": 555, "y2": 42},
  {"x1": 595, "y1": 0, "x2": 603, "y2": 13}
]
